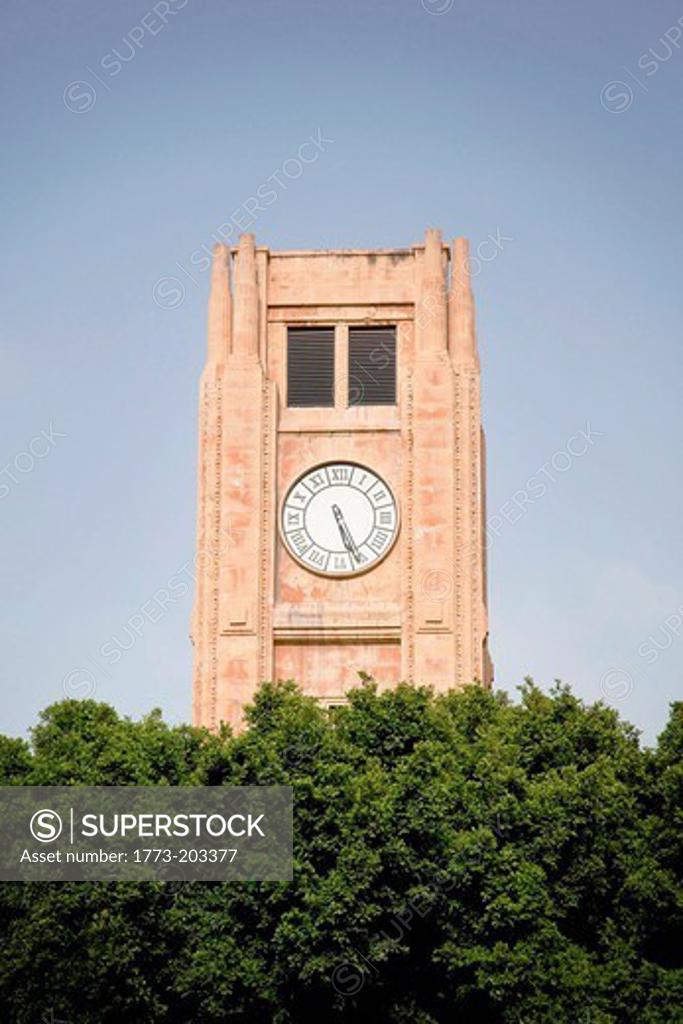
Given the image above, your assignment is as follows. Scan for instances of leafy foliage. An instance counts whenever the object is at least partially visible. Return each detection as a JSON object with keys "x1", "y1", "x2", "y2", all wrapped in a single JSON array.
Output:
[{"x1": 0, "y1": 682, "x2": 681, "y2": 1023}]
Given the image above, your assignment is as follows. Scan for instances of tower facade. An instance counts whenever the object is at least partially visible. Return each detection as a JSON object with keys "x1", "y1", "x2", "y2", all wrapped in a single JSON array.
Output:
[{"x1": 191, "y1": 229, "x2": 492, "y2": 731}]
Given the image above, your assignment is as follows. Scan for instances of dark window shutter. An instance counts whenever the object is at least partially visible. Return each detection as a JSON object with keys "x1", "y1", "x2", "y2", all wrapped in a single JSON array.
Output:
[
  {"x1": 287, "y1": 328, "x2": 335, "y2": 407},
  {"x1": 348, "y1": 327, "x2": 397, "y2": 406}
]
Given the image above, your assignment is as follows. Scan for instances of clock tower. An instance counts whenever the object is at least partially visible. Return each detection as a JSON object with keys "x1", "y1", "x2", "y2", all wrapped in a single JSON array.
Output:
[{"x1": 191, "y1": 228, "x2": 492, "y2": 731}]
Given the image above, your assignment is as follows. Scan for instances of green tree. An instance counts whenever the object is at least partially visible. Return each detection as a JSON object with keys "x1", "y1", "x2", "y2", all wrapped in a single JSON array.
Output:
[{"x1": 0, "y1": 683, "x2": 680, "y2": 1023}]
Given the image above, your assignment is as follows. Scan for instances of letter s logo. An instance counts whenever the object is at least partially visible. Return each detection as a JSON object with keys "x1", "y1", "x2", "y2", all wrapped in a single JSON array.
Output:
[{"x1": 30, "y1": 809, "x2": 63, "y2": 843}]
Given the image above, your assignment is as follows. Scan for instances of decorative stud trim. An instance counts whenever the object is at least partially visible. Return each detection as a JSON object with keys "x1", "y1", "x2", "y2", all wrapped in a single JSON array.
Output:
[
  {"x1": 258, "y1": 379, "x2": 272, "y2": 682},
  {"x1": 405, "y1": 369, "x2": 415, "y2": 681}
]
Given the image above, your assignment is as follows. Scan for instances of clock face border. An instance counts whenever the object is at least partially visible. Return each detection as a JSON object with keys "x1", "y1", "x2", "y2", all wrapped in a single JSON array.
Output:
[{"x1": 278, "y1": 460, "x2": 401, "y2": 579}]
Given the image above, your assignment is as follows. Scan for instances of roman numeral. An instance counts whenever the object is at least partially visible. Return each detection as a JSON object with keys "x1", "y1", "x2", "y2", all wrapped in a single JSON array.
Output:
[
  {"x1": 307, "y1": 472, "x2": 326, "y2": 491},
  {"x1": 369, "y1": 529, "x2": 389, "y2": 552},
  {"x1": 306, "y1": 547, "x2": 327, "y2": 568},
  {"x1": 289, "y1": 530, "x2": 311, "y2": 554}
]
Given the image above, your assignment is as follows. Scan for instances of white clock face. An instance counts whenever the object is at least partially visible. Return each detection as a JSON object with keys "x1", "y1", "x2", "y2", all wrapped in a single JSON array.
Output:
[{"x1": 280, "y1": 462, "x2": 399, "y2": 577}]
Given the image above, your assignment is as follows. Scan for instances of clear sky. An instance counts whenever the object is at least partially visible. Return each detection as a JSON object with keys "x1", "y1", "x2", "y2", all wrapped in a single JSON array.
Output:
[{"x1": 2, "y1": 0, "x2": 681, "y2": 744}]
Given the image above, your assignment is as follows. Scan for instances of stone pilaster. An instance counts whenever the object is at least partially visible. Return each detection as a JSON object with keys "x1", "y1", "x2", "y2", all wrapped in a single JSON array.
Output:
[
  {"x1": 193, "y1": 235, "x2": 277, "y2": 732},
  {"x1": 449, "y1": 237, "x2": 490, "y2": 686},
  {"x1": 192, "y1": 244, "x2": 231, "y2": 727},
  {"x1": 213, "y1": 234, "x2": 275, "y2": 731},
  {"x1": 233, "y1": 233, "x2": 259, "y2": 359},
  {"x1": 409, "y1": 228, "x2": 459, "y2": 686}
]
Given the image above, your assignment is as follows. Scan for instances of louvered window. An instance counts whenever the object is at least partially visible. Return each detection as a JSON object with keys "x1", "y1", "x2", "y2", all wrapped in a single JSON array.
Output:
[
  {"x1": 348, "y1": 327, "x2": 397, "y2": 406},
  {"x1": 287, "y1": 328, "x2": 335, "y2": 407}
]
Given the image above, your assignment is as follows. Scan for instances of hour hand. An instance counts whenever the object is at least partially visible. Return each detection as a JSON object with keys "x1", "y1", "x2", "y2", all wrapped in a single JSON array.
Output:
[{"x1": 331, "y1": 504, "x2": 361, "y2": 563}]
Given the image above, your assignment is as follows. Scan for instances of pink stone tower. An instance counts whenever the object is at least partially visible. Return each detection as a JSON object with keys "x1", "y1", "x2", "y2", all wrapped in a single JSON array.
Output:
[{"x1": 192, "y1": 229, "x2": 492, "y2": 731}]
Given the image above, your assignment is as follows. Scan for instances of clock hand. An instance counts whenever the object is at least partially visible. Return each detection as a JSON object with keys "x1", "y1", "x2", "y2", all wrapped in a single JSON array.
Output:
[{"x1": 331, "y1": 504, "x2": 362, "y2": 563}]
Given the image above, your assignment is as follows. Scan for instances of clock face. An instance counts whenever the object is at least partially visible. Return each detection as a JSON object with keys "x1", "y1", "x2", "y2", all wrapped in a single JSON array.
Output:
[{"x1": 280, "y1": 462, "x2": 399, "y2": 577}]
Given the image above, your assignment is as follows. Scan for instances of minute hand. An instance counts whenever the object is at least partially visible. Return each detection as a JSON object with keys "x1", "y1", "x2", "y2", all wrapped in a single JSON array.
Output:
[{"x1": 331, "y1": 504, "x2": 362, "y2": 563}]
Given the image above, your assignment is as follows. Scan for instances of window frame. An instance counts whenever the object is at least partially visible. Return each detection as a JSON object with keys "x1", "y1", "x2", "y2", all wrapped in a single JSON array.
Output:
[
  {"x1": 347, "y1": 325, "x2": 397, "y2": 407},
  {"x1": 286, "y1": 325, "x2": 336, "y2": 409}
]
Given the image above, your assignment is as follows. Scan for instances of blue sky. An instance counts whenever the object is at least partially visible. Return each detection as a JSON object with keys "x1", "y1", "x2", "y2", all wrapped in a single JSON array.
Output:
[{"x1": 1, "y1": 0, "x2": 681, "y2": 743}]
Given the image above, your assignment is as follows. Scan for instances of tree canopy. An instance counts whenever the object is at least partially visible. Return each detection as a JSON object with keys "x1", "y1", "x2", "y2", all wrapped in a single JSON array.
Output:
[{"x1": 0, "y1": 680, "x2": 681, "y2": 1023}]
